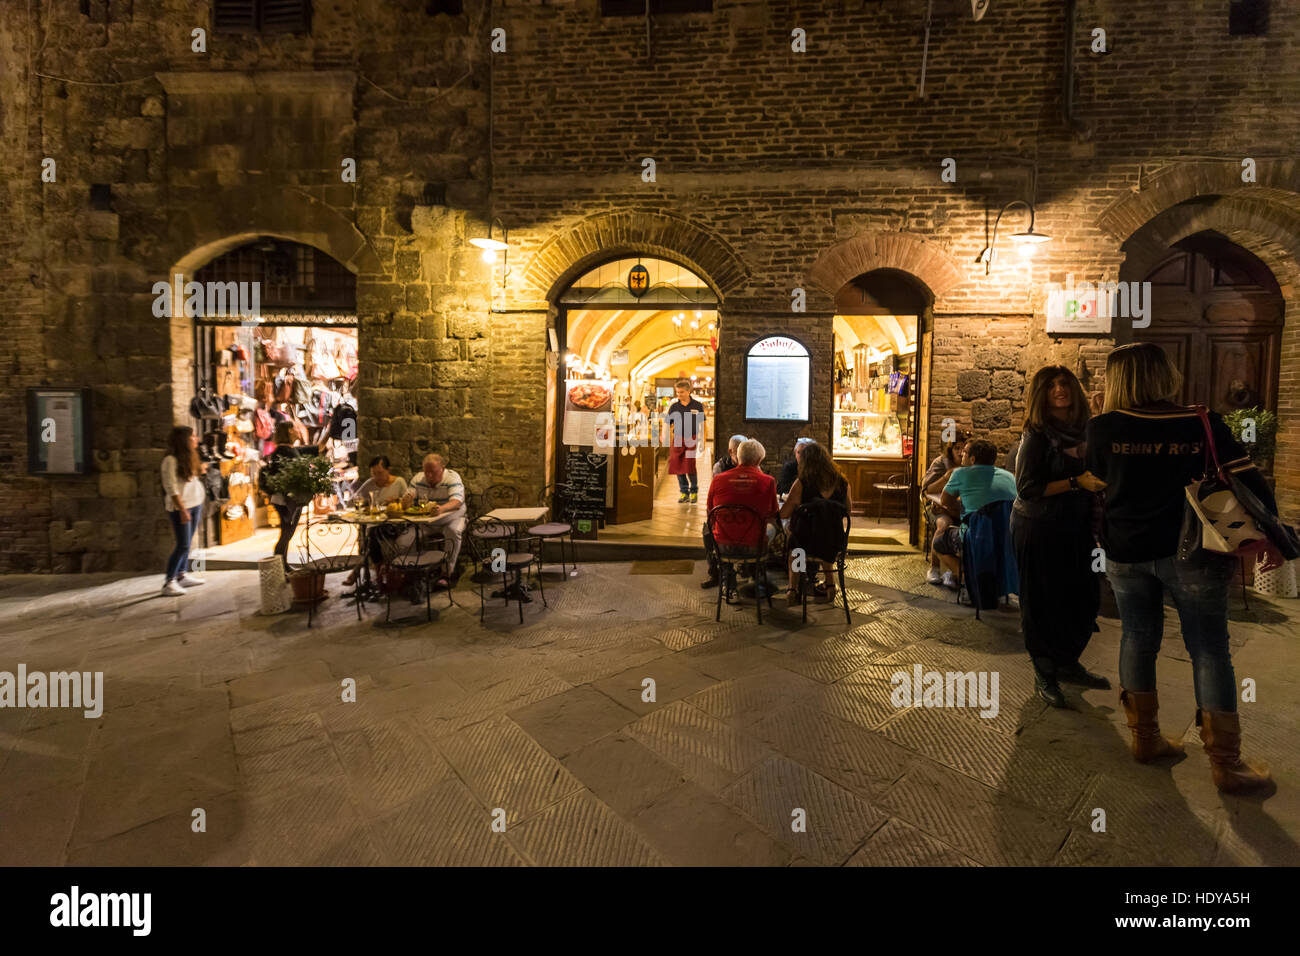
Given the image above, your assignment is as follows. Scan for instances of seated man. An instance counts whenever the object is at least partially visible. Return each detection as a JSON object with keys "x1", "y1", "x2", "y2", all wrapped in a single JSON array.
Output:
[
  {"x1": 401, "y1": 452, "x2": 467, "y2": 587},
  {"x1": 932, "y1": 438, "x2": 1016, "y2": 591},
  {"x1": 712, "y1": 434, "x2": 746, "y2": 476},
  {"x1": 777, "y1": 436, "x2": 815, "y2": 496},
  {"x1": 701, "y1": 438, "x2": 779, "y2": 593}
]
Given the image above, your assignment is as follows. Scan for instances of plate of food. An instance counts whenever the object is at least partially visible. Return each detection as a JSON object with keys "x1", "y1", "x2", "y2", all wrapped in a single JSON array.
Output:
[{"x1": 567, "y1": 383, "x2": 612, "y2": 411}]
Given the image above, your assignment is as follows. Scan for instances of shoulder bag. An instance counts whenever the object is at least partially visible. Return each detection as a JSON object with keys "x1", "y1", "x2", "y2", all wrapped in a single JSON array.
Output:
[{"x1": 1179, "y1": 405, "x2": 1300, "y2": 561}]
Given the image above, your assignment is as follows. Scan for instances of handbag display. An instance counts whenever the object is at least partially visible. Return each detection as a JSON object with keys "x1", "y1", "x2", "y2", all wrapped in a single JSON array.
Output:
[
  {"x1": 259, "y1": 338, "x2": 296, "y2": 368},
  {"x1": 1178, "y1": 406, "x2": 1300, "y2": 561},
  {"x1": 189, "y1": 387, "x2": 223, "y2": 420}
]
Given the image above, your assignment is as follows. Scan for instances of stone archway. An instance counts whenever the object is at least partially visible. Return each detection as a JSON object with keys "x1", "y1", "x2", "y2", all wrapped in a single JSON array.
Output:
[
  {"x1": 523, "y1": 210, "x2": 750, "y2": 304},
  {"x1": 163, "y1": 187, "x2": 381, "y2": 424},
  {"x1": 1106, "y1": 184, "x2": 1300, "y2": 523},
  {"x1": 806, "y1": 231, "x2": 963, "y2": 305}
]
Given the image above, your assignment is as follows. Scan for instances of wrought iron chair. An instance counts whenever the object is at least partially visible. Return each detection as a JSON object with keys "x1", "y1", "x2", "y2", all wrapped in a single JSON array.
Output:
[
  {"x1": 295, "y1": 513, "x2": 365, "y2": 627},
  {"x1": 872, "y1": 459, "x2": 912, "y2": 524},
  {"x1": 787, "y1": 499, "x2": 852, "y2": 625},
  {"x1": 467, "y1": 515, "x2": 548, "y2": 624},
  {"x1": 529, "y1": 483, "x2": 577, "y2": 578},
  {"x1": 706, "y1": 504, "x2": 774, "y2": 624},
  {"x1": 384, "y1": 519, "x2": 453, "y2": 624},
  {"x1": 482, "y1": 484, "x2": 519, "y2": 513}
]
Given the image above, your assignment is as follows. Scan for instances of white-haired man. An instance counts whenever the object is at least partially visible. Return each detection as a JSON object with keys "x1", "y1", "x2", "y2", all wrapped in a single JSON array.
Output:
[
  {"x1": 712, "y1": 434, "x2": 746, "y2": 477},
  {"x1": 401, "y1": 453, "x2": 466, "y2": 587},
  {"x1": 700, "y1": 438, "x2": 778, "y2": 593}
]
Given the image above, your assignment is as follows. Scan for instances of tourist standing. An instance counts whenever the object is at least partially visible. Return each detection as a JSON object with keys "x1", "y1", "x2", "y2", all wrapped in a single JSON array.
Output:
[
  {"x1": 664, "y1": 379, "x2": 706, "y2": 503},
  {"x1": 1088, "y1": 343, "x2": 1283, "y2": 792},
  {"x1": 1012, "y1": 366, "x2": 1109, "y2": 707},
  {"x1": 160, "y1": 425, "x2": 207, "y2": 596}
]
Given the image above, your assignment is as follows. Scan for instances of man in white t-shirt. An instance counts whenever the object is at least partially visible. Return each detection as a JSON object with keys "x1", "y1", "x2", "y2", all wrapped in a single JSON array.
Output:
[{"x1": 402, "y1": 452, "x2": 467, "y2": 583}]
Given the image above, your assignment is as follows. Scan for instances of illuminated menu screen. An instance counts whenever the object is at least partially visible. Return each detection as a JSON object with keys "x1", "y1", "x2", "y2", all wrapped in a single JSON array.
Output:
[{"x1": 745, "y1": 336, "x2": 810, "y2": 421}]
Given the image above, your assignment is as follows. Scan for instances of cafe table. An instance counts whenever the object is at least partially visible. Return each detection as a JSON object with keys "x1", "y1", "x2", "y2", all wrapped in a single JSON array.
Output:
[
  {"x1": 480, "y1": 506, "x2": 549, "y2": 600},
  {"x1": 331, "y1": 509, "x2": 448, "y2": 609}
]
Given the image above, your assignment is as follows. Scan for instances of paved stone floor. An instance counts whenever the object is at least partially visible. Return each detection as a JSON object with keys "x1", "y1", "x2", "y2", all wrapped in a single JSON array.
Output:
[{"x1": 1, "y1": 555, "x2": 1297, "y2": 866}]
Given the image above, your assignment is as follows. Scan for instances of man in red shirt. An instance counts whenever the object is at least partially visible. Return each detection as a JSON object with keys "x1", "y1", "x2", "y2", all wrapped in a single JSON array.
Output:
[{"x1": 701, "y1": 439, "x2": 779, "y2": 591}]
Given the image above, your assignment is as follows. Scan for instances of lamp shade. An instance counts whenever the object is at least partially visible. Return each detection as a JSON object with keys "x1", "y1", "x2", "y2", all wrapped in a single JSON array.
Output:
[{"x1": 469, "y1": 236, "x2": 508, "y2": 252}]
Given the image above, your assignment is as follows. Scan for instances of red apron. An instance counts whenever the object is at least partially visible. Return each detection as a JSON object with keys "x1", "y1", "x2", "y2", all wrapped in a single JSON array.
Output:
[{"x1": 668, "y1": 441, "x2": 697, "y2": 475}]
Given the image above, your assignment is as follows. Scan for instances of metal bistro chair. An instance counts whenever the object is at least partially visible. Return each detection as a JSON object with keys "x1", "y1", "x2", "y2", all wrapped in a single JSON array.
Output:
[
  {"x1": 385, "y1": 519, "x2": 453, "y2": 624},
  {"x1": 468, "y1": 515, "x2": 548, "y2": 624},
  {"x1": 788, "y1": 499, "x2": 852, "y2": 625},
  {"x1": 482, "y1": 483, "x2": 519, "y2": 513},
  {"x1": 706, "y1": 504, "x2": 773, "y2": 624},
  {"x1": 872, "y1": 459, "x2": 912, "y2": 524},
  {"x1": 529, "y1": 483, "x2": 578, "y2": 578},
  {"x1": 297, "y1": 514, "x2": 365, "y2": 628}
]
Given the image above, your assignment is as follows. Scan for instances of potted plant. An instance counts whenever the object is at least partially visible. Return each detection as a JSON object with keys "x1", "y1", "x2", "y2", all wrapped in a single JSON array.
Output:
[
  {"x1": 265, "y1": 455, "x2": 337, "y2": 602},
  {"x1": 1222, "y1": 407, "x2": 1277, "y2": 471}
]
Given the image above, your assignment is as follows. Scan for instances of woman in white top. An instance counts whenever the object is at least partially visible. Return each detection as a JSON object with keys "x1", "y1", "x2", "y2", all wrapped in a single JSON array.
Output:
[{"x1": 161, "y1": 425, "x2": 208, "y2": 596}]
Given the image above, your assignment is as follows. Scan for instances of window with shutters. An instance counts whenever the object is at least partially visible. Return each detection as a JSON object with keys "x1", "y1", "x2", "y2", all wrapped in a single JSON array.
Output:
[
  {"x1": 600, "y1": 0, "x2": 713, "y2": 16},
  {"x1": 213, "y1": 0, "x2": 312, "y2": 35}
]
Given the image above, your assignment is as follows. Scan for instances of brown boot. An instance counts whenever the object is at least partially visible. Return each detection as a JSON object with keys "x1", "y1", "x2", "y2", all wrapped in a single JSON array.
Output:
[
  {"x1": 1120, "y1": 689, "x2": 1184, "y2": 763},
  {"x1": 1197, "y1": 709, "x2": 1273, "y2": 794}
]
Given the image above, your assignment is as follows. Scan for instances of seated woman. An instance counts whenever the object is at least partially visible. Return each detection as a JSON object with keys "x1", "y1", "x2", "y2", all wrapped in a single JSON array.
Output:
[
  {"x1": 342, "y1": 456, "x2": 409, "y2": 590},
  {"x1": 779, "y1": 441, "x2": 852, "y2": 605},
  {"x1": 919, "y1": 431, "x2": 969, "y2": 585}
]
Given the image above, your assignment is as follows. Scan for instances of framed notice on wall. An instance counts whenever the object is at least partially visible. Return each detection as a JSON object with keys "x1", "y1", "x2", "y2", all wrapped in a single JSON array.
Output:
[
  {"x1": 27, "y1": 387, "x2": 93, "y2": 475},
  {"x1": 744, "y1": 335, "x2": 811, "y2": 422}
]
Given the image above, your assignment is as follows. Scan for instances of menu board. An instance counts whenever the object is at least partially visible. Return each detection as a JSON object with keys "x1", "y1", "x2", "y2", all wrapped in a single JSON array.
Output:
[
  {"x1": 564, "y1": 450, "x2": 609, "y2": 521},
  {"x1": 745, "y1": 336, "x2": 810, "y2": 421},
  {"x1": 561, "y1": 379, "x2": 616, "y2": 448}
]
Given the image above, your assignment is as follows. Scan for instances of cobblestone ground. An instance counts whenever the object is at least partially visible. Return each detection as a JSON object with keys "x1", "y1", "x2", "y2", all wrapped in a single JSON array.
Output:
[{"x1": 1, "y1": 556, "x2": 1297, "y2": 866}]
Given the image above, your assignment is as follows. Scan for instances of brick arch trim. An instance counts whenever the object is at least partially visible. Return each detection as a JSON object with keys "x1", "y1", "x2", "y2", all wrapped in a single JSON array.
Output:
[
  {"x1": 806, "y1": 231, "x2": 963, "y2": 301},
  {"x1": 1117, "y1": 195, "x2": 1300, "y2": 297},
  {"x1": 1097, "y1": 159, "x2": 1300, "y2": 242},
  {"x1": 524, "y1": 210, "x2": 750, "y2": 301},
  {"x1": 168, "y1": 185, "x2": 381, "y2": 276}
]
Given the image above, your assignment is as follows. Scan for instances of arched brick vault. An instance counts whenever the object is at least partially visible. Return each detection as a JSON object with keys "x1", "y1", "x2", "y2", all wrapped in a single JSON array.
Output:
[
  {"x1": 168, "y1": 185, "x2": 381, "y2": 276},
  {"x1": 523, "y1": 211, "x2": 750, "y2": 301},
  {"x1": 1097, "y1": 159, "x2": 1300, "y2": 244},
  {"x1": 805, "y1": 232, "x2": 963, "y2": 301}
]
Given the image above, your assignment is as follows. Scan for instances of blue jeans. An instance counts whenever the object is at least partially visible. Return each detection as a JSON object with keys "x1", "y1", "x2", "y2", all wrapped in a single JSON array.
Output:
[
  {"x1": 166, "y1": 505, "x2": 202, "y2": 581},
  {"x1": 676, "y1": 472, "x2": 699, "y2": 494},
  {"x1": 1106, "y1": 551, "x2": 1238, "y2": 712}
]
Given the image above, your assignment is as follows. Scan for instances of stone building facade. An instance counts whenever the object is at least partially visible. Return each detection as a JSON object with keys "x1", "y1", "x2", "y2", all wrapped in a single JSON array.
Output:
[{"x1": 3, "y1": 0, "x2": 1300, "y2": 572}]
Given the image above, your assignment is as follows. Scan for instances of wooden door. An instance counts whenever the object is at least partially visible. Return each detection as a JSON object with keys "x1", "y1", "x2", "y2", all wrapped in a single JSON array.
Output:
[{"x1": 1141, "y1": 235, "x2": 1283, "y2": 413}]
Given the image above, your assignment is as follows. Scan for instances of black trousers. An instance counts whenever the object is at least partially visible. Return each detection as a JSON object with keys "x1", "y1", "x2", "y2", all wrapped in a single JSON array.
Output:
[
  {"x1": 703, "y1": 526, "x2": 718, "y2": 575},
  {"x1": 1011, "y1": 510, "x2": 1099, "y2": 667},
  {"x1": 273, "y1": 504, "x2": 302, "y2": 562}
]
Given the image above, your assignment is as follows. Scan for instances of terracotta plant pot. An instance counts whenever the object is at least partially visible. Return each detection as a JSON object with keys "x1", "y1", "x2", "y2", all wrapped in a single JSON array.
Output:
[{"x1": 289, "y1": 570, "x2": 326, "y2": 603}]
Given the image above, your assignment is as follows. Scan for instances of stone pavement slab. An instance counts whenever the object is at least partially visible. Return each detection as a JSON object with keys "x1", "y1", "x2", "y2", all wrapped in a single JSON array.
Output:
[{"x1": 1, "y1": 558, "x2": 1297, "y2": 866}]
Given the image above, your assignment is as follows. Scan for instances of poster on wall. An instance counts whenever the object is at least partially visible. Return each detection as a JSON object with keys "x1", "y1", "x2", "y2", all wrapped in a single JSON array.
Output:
[
  {"x1": 744, "y1": 336, "x2": 810, "y2": 422},
  {"x1": 27, "y1": 388, "x2": 93, "y2": 475},
  {"x1": 562, "y1": 379, "x2": 616, "y2": 448}
]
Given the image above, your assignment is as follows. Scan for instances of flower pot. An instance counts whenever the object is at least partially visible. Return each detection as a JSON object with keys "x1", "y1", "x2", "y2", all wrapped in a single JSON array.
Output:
[{"x1": 290, "y1": 569, "x2": 326, "y2": 604}]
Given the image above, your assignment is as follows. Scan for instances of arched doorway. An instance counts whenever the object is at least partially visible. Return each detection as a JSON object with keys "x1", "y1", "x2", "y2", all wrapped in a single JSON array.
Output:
[
  {"x1": 556, "y1": 256, "x2": 719, "y2": 538},
  {"x1": 1138, "y1": 232, "x2": 1283, "y2": 412},
  {"x1": 831, "y1": 269, "x2": 930, "y2": 547},
  {"x1": 178, "y1": 237, "x2": 359, "y2": 553}
]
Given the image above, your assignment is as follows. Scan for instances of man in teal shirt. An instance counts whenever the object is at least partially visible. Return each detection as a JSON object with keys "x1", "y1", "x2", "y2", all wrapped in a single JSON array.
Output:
[{"x1": 932, "y1": 438, "x2": 1016, "y2": 589}]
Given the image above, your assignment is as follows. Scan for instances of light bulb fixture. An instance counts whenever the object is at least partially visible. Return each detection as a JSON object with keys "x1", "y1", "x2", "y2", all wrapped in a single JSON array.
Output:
[
  {"x1": 977, "y1": 200, "x2": 1051, "y2": 274},
  {"x1": 470, "y1": 217, "x2": 510, "y2": 287}
]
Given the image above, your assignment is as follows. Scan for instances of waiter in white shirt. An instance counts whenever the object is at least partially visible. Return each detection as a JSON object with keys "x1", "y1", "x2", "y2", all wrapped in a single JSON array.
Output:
[{"x1": 401, "y1": 452, "x2": 467, "y2": 586}]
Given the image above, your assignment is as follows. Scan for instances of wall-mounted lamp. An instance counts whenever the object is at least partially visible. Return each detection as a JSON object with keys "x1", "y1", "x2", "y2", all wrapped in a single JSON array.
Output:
[
  {"x1": 977, "y1": 200, "x2": 1051, "y2": 274},
  {"x1": 470, "y1": 217, "x2": 510, "y2": 286}
]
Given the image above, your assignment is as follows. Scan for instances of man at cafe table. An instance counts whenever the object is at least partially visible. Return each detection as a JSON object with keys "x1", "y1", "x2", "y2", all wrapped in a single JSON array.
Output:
[
  {"x1": 700, "y1": 439, "x2": 779, "y2": 595},
  {"x1": 401, "y1": 452, "x2": 467, "y2": 588}
]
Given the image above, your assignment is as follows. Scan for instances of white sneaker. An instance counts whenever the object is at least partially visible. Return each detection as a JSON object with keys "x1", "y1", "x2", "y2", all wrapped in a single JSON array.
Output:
[
  {"x1": 162, "y1": 580, "x2": 186, "y2": 597},
  {"x1": 926, "y1": 566, "x2": 943, "y2": 585},
  {"x1": 941, "y1": 571, "x2": 960, "y2": 591},
  {"x1": 177, "y1": 575, "x2": 206, "y2": 587}
]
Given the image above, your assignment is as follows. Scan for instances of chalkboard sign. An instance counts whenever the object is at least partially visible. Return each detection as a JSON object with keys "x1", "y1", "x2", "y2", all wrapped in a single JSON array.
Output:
[{"x1": 564, "y1": 450, "x2": 609, "y2": 523}]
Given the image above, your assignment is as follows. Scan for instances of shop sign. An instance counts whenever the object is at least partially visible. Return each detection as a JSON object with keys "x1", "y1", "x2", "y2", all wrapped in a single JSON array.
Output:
[{"x1": 627, "y1": 264, "x2": 650, "y2": 298}]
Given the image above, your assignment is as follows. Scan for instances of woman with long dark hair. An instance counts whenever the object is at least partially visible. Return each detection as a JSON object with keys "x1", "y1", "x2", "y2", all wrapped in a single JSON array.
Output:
[
  {"x1": 779, "y1": 441, "x2": 852, "y2": 605},
  {"x1": 161, "y1": 425, "x2": 207, "y2": 596},
  {"x1": 1012, "y1": 367, "x2": 1108, "y2": 706},
  {"x1": 1088, "y1": 343, "x2": 1282, "y2": 792},
  {"x1": 920, "y1": 429, "x2": 969, "y2": 586},
  {"x1": 262, "y1": 420, "x2": 305, "y2": 569}
]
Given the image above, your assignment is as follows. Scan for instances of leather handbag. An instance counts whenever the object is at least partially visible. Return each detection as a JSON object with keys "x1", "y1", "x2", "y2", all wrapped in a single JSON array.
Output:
[
  {"x1": 189, "y1": 388, "x2": 222, "y2": 420},
  {"x1": 259, "y1": 338, "x2": 296, "y2": 368},
  {"x1": 1179, "y1": 406, "x2": 1300, "y2": 561}
]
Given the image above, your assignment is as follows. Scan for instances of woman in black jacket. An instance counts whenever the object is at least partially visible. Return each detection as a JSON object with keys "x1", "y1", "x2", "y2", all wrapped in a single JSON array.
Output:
[
  {"x1": 1012, "y1": 366, "x2": 1109, "y2": 707},
  {"x1": 262, "y1": 421, "x2": 305, "y2": 569}
]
